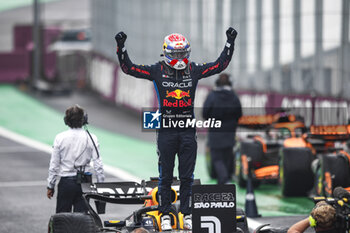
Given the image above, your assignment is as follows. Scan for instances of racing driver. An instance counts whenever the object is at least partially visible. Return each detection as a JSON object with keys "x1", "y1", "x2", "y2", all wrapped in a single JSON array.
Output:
[{"x1": 115, "y1": 27, "x2": 237, "y2": 231}]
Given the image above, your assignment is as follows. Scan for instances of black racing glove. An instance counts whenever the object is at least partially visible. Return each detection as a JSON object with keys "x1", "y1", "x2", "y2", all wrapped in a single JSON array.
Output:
[
  {"x1": 226, "y1": 27, "x2": 238, "y2": 42},
  {"x1": 115, "y1": 31, "x2": 127, "y2": 47}
]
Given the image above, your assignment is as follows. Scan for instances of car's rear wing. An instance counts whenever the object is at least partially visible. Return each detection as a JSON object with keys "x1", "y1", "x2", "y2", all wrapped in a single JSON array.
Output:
[
  {"x1": 238, "y1": 113, "x2": 303, "y2": 129},
  {"x1": 82, "y1": 178, "x2": 201, "y2": 205},
  {"x1": 238, "y1": 115, "x2": 275, "y2": 128},
  {"x1": 82, "y1": 181, "x2": 149, "y2": 204},
  {"x1": 308, "y1": 125, "x2": 350, "y2": 141}
]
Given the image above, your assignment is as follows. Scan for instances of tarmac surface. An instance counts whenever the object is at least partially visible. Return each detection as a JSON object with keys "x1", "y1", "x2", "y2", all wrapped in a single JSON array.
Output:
[
  {"x1": 0, "y1": 136, "x2": 53, "y2": 233},
  {"x1": 0, "y1": 133, "x2": 144, "y2": 233}
]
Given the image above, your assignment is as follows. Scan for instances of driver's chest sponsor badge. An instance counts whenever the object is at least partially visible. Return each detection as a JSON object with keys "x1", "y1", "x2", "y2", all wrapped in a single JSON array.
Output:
[
  {"x1": 143, "y1": 110, "x2": 161, "y2": 129},
  {"x1": 192, "y1": 184, "x2": 236, "y2": 233},
  {"x1": 164, "y1": 89, "x2": 192, "y2": 107}
]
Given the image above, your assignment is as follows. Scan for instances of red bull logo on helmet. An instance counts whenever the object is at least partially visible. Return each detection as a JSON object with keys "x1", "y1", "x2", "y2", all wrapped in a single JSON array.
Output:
[{"x1": 174, "y1": 42, "x2": 185, "y2": 49}]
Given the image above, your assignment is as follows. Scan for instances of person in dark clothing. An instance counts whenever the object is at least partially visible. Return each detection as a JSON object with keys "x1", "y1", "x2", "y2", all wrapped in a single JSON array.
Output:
[
  {"x1": 202, "y1": 73, "x2": 242, "y2": 184},
  {"x1": 115, "y1": 28, "x2": 237, "y2": 231}
]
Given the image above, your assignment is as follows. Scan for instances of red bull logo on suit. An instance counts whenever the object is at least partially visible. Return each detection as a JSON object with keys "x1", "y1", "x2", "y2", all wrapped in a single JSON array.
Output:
[{"x1": 164, "y1": 89, "x2": 192, "y2": 107}]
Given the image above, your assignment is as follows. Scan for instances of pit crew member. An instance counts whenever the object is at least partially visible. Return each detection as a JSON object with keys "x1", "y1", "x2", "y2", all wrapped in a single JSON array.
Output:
[{"x1": 47, "y1": 105, "x2": 105, "y2": 213}]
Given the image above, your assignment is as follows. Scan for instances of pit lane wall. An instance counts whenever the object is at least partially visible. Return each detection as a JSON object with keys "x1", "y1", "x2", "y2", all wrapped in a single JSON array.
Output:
[{"x1": 90, "y1": 53, "x2": 350, "y2": 127}]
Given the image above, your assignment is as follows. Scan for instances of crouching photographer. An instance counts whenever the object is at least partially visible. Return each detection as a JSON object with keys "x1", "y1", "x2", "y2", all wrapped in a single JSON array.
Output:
[
  {"x1": 46, "y1": 105, "x2": 105, "y2": 213},
  {"x1": 288, "y1": 187, "x2": 350, "y2": 233}
]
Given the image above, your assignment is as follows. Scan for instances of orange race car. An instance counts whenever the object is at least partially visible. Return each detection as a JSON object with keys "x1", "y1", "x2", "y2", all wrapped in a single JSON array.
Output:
[
  {"x1": 307, "y1": 125, "x2": 350, "y2": 197},
  {"x1": 236, "y1": 118, "x2": 350, "y2": 197},
  {"x1": 205, "y1": 110, "x2": 315, "y2": 196},
  {"x1": 235, "y1": 112, "x2": 317, "y2": 196}
]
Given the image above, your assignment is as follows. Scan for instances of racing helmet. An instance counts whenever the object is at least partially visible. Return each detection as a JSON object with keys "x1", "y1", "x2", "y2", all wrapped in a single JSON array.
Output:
[{"x1": 163, "y1": 33, "x2": 191, "y2": 70}]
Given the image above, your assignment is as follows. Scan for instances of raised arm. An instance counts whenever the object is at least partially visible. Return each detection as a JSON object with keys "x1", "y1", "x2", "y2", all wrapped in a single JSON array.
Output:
[
  {"x1": 193, "y1": 27, "x2": 237, "y2": 79},
  {"x1": 115, "y1": 32, "x2": 155, "y2": 81},
  {"x1": 287, "y1": 218, "x2": 310, "y2": 233}
]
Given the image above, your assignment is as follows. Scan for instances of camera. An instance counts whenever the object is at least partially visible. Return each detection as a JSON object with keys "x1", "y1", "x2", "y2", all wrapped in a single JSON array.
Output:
[{"x1": 312, "y1": 194, "x2": 350, "y2": 232}]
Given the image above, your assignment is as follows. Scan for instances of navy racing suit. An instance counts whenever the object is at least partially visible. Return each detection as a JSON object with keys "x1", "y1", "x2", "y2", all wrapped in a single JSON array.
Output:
[{"x1": 116, "y1": 37, "x2": 235, "y2": 215}]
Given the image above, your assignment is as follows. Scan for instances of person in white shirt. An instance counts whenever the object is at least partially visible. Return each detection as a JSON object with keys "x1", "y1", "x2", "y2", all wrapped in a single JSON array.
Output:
[{"x1": 46, "y1": 104, "x2": 105, "y2": 213}]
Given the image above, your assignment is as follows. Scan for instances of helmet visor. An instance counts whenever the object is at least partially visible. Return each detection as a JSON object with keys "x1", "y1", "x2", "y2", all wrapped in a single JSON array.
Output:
[{"x1": 165, "y1": 49, "x2": 190, "y2": 60}]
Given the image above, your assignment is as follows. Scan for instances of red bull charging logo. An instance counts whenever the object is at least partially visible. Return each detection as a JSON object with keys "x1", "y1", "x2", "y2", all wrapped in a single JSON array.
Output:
[
  {"x1": 164, "y1": 89, "x2": 191, "y2": 107},
  {"x1": 166, "y1": 89, "x2": 190, "y2": 100}
]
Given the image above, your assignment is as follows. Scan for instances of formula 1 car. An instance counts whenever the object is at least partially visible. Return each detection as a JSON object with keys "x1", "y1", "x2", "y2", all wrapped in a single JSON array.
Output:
[
  {"x1": 236, "y1": 118, "x2": 350, "y2": 198},
  {"x1": 307, "y1": 125, "x2": 350, "y2": 197},
  {"x1": 48, "y1": 177, "x2": 249, "y2": 233},
  {"x1": 234, "y1": 112, "x2": 315, "y2": 197}
]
